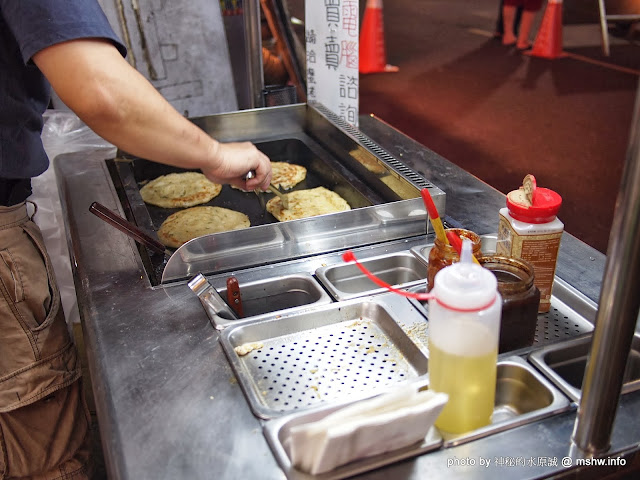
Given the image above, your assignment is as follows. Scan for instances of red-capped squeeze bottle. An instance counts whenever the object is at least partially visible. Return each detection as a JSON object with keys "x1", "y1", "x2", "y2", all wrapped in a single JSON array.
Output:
[{"x1": 428, "y1": 239, "x2": 501, "y2": 434}]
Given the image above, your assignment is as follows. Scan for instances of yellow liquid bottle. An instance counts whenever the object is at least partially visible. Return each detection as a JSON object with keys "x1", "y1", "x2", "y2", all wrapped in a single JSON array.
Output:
[
  {"x1": 429, "y1": 322, "x2": 498, "y2": 433},
  {"x1": 427, "y1": 238, "x2": 502, "y2": 435}
]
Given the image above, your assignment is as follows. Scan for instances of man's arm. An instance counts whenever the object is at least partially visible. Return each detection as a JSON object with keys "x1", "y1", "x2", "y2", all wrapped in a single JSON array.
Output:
[{"x1": 32, "y1": 38, "x2": 271, "y2": 190}]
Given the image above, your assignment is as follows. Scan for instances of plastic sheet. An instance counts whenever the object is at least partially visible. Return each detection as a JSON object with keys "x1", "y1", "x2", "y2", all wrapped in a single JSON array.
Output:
[{"x1": 32, "y1": 110, "x2": 116, "y2": 325}]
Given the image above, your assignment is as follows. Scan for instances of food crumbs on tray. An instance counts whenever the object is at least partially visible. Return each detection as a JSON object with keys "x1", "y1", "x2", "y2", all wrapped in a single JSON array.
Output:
[
  {"x1": 346, "y1": 319, "x2": 365, "y2": 329},
  {"x1": 234, "y1": 342, "x2": 264, "y2": 356}
]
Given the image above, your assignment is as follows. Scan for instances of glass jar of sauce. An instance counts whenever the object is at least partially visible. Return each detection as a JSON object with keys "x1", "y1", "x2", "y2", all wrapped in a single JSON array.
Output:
[
  {"x1": 479, "y1": 255, "x2": 540, "y2": 353},
  {"x1": 427, "y1": 228, "x2": 482, "y2": 291}
]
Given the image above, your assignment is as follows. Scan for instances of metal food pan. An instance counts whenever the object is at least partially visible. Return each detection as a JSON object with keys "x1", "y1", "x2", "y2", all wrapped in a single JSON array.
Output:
[
  {"x1": 201, "y1": 273, "x2": 334, "y2": 329},
  {"x1": 528, "y1": 333, "x2": 640, "y2": 402},
  {"x1": 409, "y1": 233, "x2": 498, "y2": 264},
  {"x1": 315, "y1": 251, "x2": 428, "y2": 301},
  {"x1": 219, "y1": 297, "x2": 429, "y2": 419},
  {"x1": 263, "y1": 398, "x2": 442, "y2": 480}
]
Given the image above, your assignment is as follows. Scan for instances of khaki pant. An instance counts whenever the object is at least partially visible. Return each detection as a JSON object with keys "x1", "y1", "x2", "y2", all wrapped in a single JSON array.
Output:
[{"x1": 0, "y1": 203, "x2": 91, "y2": 479}]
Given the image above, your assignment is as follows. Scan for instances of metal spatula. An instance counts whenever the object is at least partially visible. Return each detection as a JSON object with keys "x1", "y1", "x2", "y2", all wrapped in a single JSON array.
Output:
[
  {"x1": 267, "y1": 184, "x2": 289, "y2": 209},
  {"x1": 244, "y1": 171, "x2": 289, "y2": 210}
]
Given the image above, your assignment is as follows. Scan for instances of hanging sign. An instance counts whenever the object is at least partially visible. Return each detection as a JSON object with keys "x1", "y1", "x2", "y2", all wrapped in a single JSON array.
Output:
[{"x1": 305, "y1": 0, "x2": 359, "y2": 126}]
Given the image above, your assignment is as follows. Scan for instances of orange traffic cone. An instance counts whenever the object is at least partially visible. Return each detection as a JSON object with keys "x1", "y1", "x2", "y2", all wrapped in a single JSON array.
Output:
[
  {"x1": 359, "y1": 0, "x2": 399, "y2": 74},
  {"x1": 526, "y1": 0, "x2": 567, "y2": 59}
]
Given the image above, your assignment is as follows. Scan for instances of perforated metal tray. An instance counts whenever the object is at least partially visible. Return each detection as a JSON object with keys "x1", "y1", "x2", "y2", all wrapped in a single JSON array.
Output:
[{"x1": 219, "y1": 297, "x2": 429, "y2": 419}]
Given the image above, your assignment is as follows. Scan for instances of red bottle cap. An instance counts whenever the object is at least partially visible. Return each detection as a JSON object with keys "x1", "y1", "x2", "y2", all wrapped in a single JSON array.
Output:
[{"x1": 506, "y1": 187, "x2": 562, "y2": 223}]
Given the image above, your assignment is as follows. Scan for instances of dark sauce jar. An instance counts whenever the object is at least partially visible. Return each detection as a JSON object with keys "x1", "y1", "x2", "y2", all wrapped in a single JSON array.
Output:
[
  {"x1": 427, "y1": 228, "x2": 482, "y2": 291},
  {"x1": 479, "y1": 255, "x2": 540, "y2": 353}
]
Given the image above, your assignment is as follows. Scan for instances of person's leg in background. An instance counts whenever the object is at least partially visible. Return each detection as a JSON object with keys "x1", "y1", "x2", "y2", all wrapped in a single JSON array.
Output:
[
  {"x1": 515, "y1": 0, "x2": 544, "y2": 50},
  {"x1": 0, "y1": 202, "x2": 92, "y2": 480},
  {"x1": 501, "y1": 1, "x2": 518, "y2": 45},
  {"x1": 495, "y1": 0, "x2": 523, "y2": 39}
]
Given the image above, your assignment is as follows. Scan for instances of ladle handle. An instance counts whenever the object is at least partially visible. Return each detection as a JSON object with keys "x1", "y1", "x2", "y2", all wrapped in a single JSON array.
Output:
[{"x1": 89, "y1": 202, "x2": 169, "y2": 256}]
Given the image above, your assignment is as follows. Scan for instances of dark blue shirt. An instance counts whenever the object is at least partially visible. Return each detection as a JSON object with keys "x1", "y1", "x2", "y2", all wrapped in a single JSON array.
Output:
[{"x1": 0, "y1": 0, "x2": 126, "y2": 190}]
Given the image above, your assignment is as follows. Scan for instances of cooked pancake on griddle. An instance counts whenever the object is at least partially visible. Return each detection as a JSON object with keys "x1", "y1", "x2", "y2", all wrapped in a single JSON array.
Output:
[
  {"x1": 266, "y1": 187, "x2": 351, "y2": 222},
  {"x1": 232, "y1": 162, "x2": 307, "y2": 191},
  {"x1": 271, "y1": 162, "x2": 307, "y2": 190},
  {"x1": 140, "y1": 172, "x2": 222, "y2": 208},
  {"x1": 157, "y1": 206, "x2": 250, "y2": 248}
]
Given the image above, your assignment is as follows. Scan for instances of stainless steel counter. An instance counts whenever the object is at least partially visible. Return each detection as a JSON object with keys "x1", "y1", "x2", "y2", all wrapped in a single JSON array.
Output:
[{"x1": 54, "y1": 110, "x2": 640, "y2": 479}]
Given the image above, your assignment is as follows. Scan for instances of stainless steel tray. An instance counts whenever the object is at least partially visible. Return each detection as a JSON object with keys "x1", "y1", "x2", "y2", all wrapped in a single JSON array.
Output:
[
  {"x1": 193, "y1": 272, "x2": 334, "y2": 329},
  {"x1": 263, "y1": 397, "x2": 442, "y2": 480},
  {"x1": 315, "y1": 251, "x2": 428, "y2": 301},
  {"x1": 528, "y1": 333, "x2": 640, "y2": 402},
  {"x1": 219, "y1": 296, "x2": 429, "y2": 419}
]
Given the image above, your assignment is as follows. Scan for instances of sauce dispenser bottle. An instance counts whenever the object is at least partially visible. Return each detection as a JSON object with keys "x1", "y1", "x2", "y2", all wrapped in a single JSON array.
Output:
[{"x1": 428, "y1": 240, "x2": 501, "y2": 434}]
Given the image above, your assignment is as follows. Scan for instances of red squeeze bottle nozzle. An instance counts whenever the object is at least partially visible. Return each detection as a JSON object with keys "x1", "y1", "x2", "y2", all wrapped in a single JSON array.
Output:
[{"x1": 342, "y1": 251, "x2": 356, "y2": 262}]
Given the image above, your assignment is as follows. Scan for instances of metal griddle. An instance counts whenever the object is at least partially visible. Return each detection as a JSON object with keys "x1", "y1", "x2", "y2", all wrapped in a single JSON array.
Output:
[
  {"x1": 106, "y1": 104, "x2": 446, "y2": 285},
  {"x1": 112, "y1": 136, "x2": 376, "y2": 233}
]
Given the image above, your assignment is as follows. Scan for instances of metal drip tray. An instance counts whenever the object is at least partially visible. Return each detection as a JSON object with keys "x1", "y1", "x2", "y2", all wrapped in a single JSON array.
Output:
[
  {"x1": 406, "y1": 275, "x2": 596, "y2": 355},
  {"x1": 219, "y1": 297, "x2": 429, "y2": 419}
]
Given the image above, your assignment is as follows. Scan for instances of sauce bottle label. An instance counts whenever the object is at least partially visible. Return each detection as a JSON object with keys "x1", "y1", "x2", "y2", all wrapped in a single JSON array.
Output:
[{"x1": 496, "y1": 215, "x2": 561, "y2": 313}]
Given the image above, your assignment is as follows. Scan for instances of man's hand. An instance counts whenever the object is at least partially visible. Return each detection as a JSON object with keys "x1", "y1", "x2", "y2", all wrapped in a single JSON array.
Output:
[{"x1": 205, "y1": 141, "x2": 272, "y2": 190}]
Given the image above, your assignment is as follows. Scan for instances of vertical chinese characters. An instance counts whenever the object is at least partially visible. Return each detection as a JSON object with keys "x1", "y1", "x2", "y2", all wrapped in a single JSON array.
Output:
[{"x1": 306, "y1": 0, "x2": 359, "y2": 125}]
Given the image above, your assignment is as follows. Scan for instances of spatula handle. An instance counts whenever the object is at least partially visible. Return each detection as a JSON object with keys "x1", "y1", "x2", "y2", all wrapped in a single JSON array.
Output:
[{"x1": 89, "y1": 202, "x2": 168, "y2": 256}]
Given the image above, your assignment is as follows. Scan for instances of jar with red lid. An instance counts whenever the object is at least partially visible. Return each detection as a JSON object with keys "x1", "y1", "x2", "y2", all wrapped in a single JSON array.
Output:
[
  {"x1": 427, "y1": 228, "x2": 482, "y2": 291},
  {"x1": 496, "y1": 175, "x2": 563, "y2": 313}
]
